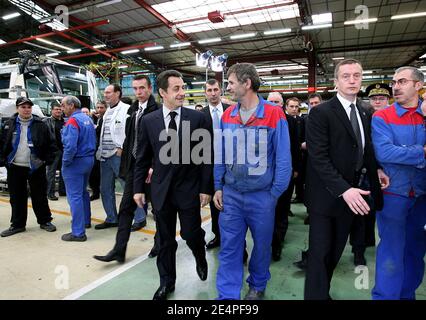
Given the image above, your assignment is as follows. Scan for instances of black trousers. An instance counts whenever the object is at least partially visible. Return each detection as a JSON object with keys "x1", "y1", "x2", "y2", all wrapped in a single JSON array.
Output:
[
  {"x1": 155, "y1": 190, "x2": 206, "y2": 287},
  {"x1": 349, "y1": 210, "x2": 376, "y2": 253},
  {"x1": 7, "y1": 164, "x2": 52, "y2": 228},
  {"x1": 272, "y1": 177, "x2": 294, "y2": 250},
  {"x1": 113, "y1": 162, "x2": 159, "y2": 255},
  {"x1": 209, "y1": 199, "x2": 220, "y2": 238},
  {"x1": 304, "y1": 208, "x2": 354, "y2": 300},
  {"x1": 88, "y1": 158, "x2": 100, "y2": 196}
]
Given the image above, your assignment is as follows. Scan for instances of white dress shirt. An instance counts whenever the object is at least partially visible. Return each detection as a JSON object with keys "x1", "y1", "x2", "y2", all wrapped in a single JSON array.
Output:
[
  {"x1": 336, "y1": 93, "x2": 365, "y2": 149},
  {"x1": 162, "y1": 105, "x2": 181, "y2": 133}
]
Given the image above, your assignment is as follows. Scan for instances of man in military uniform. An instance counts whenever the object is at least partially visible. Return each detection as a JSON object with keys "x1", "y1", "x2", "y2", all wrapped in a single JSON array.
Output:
[{"x1": 365, "y1": 83, "x2": 391, "y2": 112}]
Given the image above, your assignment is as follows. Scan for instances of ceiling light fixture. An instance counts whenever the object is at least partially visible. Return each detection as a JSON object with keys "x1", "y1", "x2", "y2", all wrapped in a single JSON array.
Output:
[
  {"x1": 344, "y1": 18, "x2": 378, "y2": 25},
  {"x1": 2, "y1": 12, "x2": 21, "y2": 20},
  {"x1": 230, "y1": 33, "x2": 256, "y2": 40},
  {"x1": 96, "y1": 0, "x2": 122, "y2": 8},
  {"x1": 121, "y1": 49, "x2": 140, "y2": 54},
  {"x1": 301, "y1": 23, "x2": 332, "y2": 30},
  {"x1": 144, "y1": 46, "x2": 164, "y2": 51},
  {"x1": 170, "y1": 42, "x2": 191, "y2": 48},
  {"x1": 198, "y1": 38, "x2": 221, "y2": 44},
  {"x1": 391, "y1": 12, "x2": 426, "y2": 20},
  {"x1": 36, "y1": 38, "x2": 74, "y2": 51},
  {"x1": 67, "y1": 49, "x2": 81, "y2": 53},
  {"x1": 263, "y1": 28, "x2": 292, "y2": 35}
]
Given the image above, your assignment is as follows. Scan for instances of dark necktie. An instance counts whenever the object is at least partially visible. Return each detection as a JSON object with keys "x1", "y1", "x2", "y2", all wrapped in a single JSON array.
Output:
[
  {"x1": 132, "y1": 106, "x2": 144, "y2": 158},
  {"x1": 349, "y1": 104, "x2": 364, "y2": 170},
  {"x1": 168, "y1": 111, "x2": 178, "y2": 133}
]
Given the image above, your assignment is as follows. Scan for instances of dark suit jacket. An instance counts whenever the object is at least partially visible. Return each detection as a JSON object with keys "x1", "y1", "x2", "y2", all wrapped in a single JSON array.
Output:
[
  {"x1": 119, "y1": 95, "x2": 159, "y2": 179},
  {"x1": 134, "y1": 106, "x2": 213, "y2": 211},
  {"x1": 201, "y1": 103, "x2": 230, "y2": 128},
  {"x1": 305, "y1": 95, "x2": 383, "y2": 216}
]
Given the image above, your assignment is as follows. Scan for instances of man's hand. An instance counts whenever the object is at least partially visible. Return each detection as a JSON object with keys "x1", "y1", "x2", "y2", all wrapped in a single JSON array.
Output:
[
  {"x1": 421, "y1": 92, "x2": 426, "y2": 116},
  {"x1": 301, "y1": 142, "x2": 307, "y2": 150},
  {"x1": 342, "y1": 188, "x2": 371, "y2": 215},
  {"x1": 293, "y1": 171, "x2": 298, "y2": 179},
  {"x1": 133, "y1": 193, "x2": 146, "y2": 208},
  {"x1": 116, "y1": 148, "x2": 123, "y2": 157},
  {"x1": 377, "y1": 169, "x2": 390, "y2": 190},
  {"x1": 200, "y1": 194, "x2": 211, "y2": 207},
  {"x1": 213, "y1": 190, "x2": 223, "y2": 211},
  {"x1": 145, "y1": 168, "x2": 153, "y2": 184}
]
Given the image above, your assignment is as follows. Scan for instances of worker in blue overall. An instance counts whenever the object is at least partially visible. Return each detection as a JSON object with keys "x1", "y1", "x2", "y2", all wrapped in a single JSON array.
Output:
[
  {"x1": 61, "y1": 96, "x2": 96, "y2": 242},
  {"x1": 371, "y1": 66, "x2": 426, "y2": 299},
  {"x1": 213, "y1": 63, "x2": 292, "y2": 300}
]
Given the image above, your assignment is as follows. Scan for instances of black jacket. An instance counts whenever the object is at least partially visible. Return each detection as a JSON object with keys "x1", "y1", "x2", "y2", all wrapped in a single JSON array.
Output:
[
  {"x1": 134, "y1": 106, "x2": 213, "y2": 211},
  {"x1": 0, "y1": 113, "x2": 57, "y2": 167},
  {"x1": 305, "y1": 96, "x2": 383, "y2": 215},
  {"x1": 119, "y1": 95, "x2": 159, "y2": 179}
]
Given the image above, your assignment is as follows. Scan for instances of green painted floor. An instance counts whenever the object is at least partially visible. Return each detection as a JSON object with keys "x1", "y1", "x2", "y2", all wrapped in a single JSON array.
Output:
[{"x1": 78, "y1": 203, "x2": 426, "y2": 300}]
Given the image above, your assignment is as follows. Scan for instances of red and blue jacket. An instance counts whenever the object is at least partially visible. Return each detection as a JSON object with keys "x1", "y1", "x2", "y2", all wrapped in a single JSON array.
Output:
[
  {"x1": 61, "y1": 110, "x2": 96, "y2": 166},
  {"x1": 372, "y1": 100, "x2": 426, "y2": 197},
  {"x1": 214, "y1": 95, "x2": 292, "y2": 199}
]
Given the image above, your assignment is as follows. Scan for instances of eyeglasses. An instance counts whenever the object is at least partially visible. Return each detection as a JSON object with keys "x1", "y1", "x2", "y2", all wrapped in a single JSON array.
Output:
[
  {"x1": 369, "y1": 96, "x2": 388, "y2": 102},
  {"x1": 389, "y1": 78, "x2": 417, "y2": 88}
]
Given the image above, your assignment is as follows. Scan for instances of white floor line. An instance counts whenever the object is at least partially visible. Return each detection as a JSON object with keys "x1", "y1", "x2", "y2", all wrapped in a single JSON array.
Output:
[{"x1": 63, "y1": 218, "x2": 212, "y2": 300}]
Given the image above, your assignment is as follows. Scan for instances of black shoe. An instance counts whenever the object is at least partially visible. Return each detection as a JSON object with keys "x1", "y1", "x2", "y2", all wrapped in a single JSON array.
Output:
[
  {"x1": 90, "y1": 194, "x2": 100, "y2": 201},
  {"x1": 272, "y1": 246, "x2": 282, "y2": 261},
  {"x1": 1, "y1": 226, "x2": 26, "y2": 237},
  {"x1": 153, "y1": 285, "x2": 175, "y2": 300},
  {"x1": 85, "y1": 224, "x2": 91, "y2": 229},
  {"x1": 93, "y1": 250, "x2": 125, "y2": 263},
  {"x1": 244, "y1": 287, "x2": 265, "y2": 300},
  {"x1": 148, "y1": 247, "x2": 159, "y2": 258},
  {"x1": 288, "y1": 210, "x2": 294, "y2": 217},
  {"x1": 95, "y1": 221, "x2": 118, "y2": 230},
  {"x1": 59, "y1": 192, "x2": 67, "y2": 196},
  {"x1": 40, "y1": 222, "x2": 57, "y2": 232},
  {"x1": 131, "y1": 220, "x2": 147, "y2": 232},
  {"x1": 195, "y1": 256, "x2": 208, "y2": 281},
  {"x1": 294, "y1": 250, "x2": 308, "y2": 270},
  {"x1": 61, "y1": 232, "x2": 87, "y2": 242},
  {"x1": 205, "y1": 237, "x2": 220, "y2": 250},
  {"x1": 243, "y1": 248, "x2": 249, "y2": 265},
  {"x1": 354, "y1": 252, "x2": 367, "y2": 266},
  {"x1": 304, "y1": 215, "x2": 310, "y2": 225},
  {"x1": 48, "y1": 195, "x2": 58, "y2": 201}
]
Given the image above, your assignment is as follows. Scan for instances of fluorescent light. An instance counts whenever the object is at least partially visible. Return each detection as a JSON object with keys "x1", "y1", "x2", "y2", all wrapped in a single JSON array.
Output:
[
  {"x1": 420, "y1": 53, "x2": 426, "y2": 59},
  {"x1": 191, "y1": 81, "x2": 206, "y2": 85},
  {"x1": 332, "y1": 57, "x2": 345, "y2": 60},
  {"x1": 170, "y1": 42, "x2": 191, "y2": 48},
  {"x1": 391, "y1": 12, "x2": 426, "y2": 20},
  {"x1": 118, "y1": 65, "x2": 128, "y2": 69},
  {"x1": 68, "y1": 8, "x2": 88, "y2": 14},
  {"x1": 198, "y1": 38, "x2": 221, "y2": 44},
  {"x1": 302, "y1": 23, "x2": 332, "y2": 30},
  {"x1": 96, "y1": 0, "x2": 122, "y2": 8},
  {"x1": 264, "y1": 28, "x2": 292, "y2": 35},
  {"x1": 344, "y1": 18, "x2": 378, "y2": 25},
  {"x1": 2, "y1": 12, "x2": 21, "y2": 20},
  {"x1": 312, "y1": 12, "x2": 332, "y2": 24},
  {"x1": 0, "y1": 39, "x2": 6, "y2": 44},
  {"x1": 46, "y1": 53, "x2": 59, "y2": 57},
  {"x1": 363, "y1": 70, "x2": 374, "y2": 74},
  {"x1": 36, "y1": 38, "x2": 73, "y2": 51},
  {"x1": 230, "y1": 32, "x2": 256, "y2": 40},
  {"x1": 93, "y1": 44, "x2": 106, "y2": 49},
  {"x1": 67, "y1": 49, "x2": 81, "y2": 53},
  {"x1": 144, "y1": 46, "x2": 164, "y2": 51},
  {"x1": 121, "y1": 49, "x2": 140, "y2": 54}
]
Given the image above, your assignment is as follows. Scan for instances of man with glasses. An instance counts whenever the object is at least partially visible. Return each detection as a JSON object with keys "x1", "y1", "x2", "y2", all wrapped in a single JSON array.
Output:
[
  {"x1": 371, "y1": 66, "x2": 426, "y2": 300},
  {"x1": 365, "y1": 83, "x2": 391, "y2": 112}
]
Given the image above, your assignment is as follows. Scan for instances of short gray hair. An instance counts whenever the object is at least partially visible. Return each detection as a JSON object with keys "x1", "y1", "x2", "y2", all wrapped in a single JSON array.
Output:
[
  {"x1": 394, "y1": 66, "x2": 424, "y2": 83},
  {"x1": 64, "y1": 95, "x2": 81, "y2": 109},
  {"x1": 227, "y1": 63, "x2": 261, "y2": 92}
]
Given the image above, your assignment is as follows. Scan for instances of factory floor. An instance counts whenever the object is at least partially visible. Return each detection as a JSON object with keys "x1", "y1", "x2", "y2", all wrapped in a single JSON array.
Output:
[{"x1": 0, "y1": 192, "x2": 424, "y2": 300}]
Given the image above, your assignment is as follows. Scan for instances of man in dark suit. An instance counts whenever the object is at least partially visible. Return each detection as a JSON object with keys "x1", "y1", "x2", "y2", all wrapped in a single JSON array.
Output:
[
  {"x1": 133, "y1": 70, "x2": 212, "y2": 300},
  {"x1": 93, "y1": 75, "x2": 159, "y2": 263},
  {"x1": 201, "y1": 79, "x2": 230, "y2": 250},
  {"x1": 304, "y1": 58, "x2": 389, "y2": 300},
  {"x1": 267, "y1": 92, "x2": 300, "y2": 261}
]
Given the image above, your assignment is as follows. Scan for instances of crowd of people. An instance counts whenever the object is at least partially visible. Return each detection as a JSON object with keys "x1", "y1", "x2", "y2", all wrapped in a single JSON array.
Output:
[{"x1": 0, "y1": 59, "x2": 425, "y2": 301}]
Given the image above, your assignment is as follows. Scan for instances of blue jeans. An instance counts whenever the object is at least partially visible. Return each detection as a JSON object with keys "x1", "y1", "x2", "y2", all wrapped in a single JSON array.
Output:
[
  {"x1": 62, "y1": 157, "x2": 93, "y2": 237},
  {"x1": 216, "y1": 185, "x2": 277, "y2": 300},
  {"x1": 100, "y1": 154, "x2": 145, "y2": 223}
]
